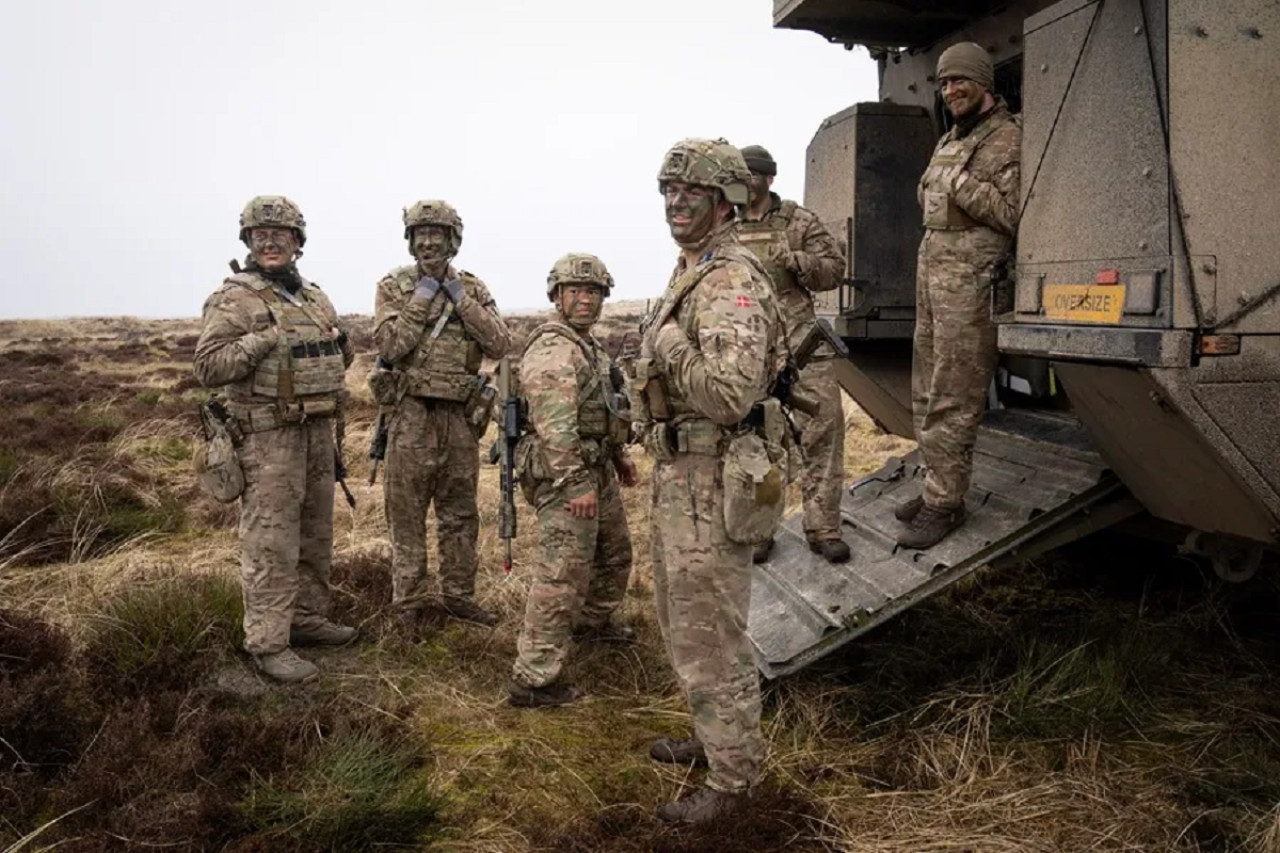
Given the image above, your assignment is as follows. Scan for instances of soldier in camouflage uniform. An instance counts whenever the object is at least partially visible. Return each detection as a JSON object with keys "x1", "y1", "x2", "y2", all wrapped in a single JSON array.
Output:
[
  {"x1": 897, "y1": 42, "x2": 1022, "y2": 549},
  {"x1": 638, "y1": 139, "x2": 786, "y2": 824},
  {"x1": 194, "y1": 196, "x2": 357, "y2": 684},
  {"x1": 373, "y1": 200, "x2": 511, "y2": 627},
  {"x1": 507, "y1": 253, "x2": 638, "y2": 709},
  {"x1": 737, "y1": 144, "x2": 850, "y2": 564}
]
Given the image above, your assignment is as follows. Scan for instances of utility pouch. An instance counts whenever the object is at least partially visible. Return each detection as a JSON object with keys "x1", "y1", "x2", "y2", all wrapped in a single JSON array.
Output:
[
  {"x1": 922, "y1": 190, "x2": 951, "y2": 230},
  {"x1": 514, "y1": 435, "x2": 548, "y2": 506},
  {"x1": 722, "y1": 432, "x2": 784, "y2": 545},
  {"x1": 368, "y1": 364, "x2": 403, "y2": 406},
  {"x1": 193, "y1": 401, "x2": 245, "y2": 503},
  {"x1": 644, "y1": 423, "x2": 675, "y2": 464},
  {"x1": 464, "y1": 374, "x2": 498, "y2": 441},
  {"x1": 630, "y1": 357, "x2": 671, "y2": 422}
]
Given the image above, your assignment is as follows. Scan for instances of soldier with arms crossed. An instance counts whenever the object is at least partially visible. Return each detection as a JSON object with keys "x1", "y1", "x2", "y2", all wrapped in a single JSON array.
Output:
[
  {"x1": 373, "y1": 201, "x2": 512, "y2": 627},
  {"x1": 194, "y1": 196, "x2": 357, "y2": 684},
  {"x1": 506, "y1": 253, "x2": 638, "y2": 709}
]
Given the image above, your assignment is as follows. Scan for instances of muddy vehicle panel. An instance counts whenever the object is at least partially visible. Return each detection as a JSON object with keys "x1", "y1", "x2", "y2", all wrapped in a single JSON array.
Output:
[{"x1": 752, "y1": 0, "x2": 1280, "y2": 676}]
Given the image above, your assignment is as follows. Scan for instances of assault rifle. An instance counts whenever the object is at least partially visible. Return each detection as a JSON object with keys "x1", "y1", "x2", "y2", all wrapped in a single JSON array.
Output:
[
  {"x1": 367, "y1": 359, "x2": 394, "y2": 486},
  {"x1": 773, "y1": 318, "x2": 849, "y2": 418},
  {"x1": 490, "y1": 356, "x2": 521, "y2": 573}
]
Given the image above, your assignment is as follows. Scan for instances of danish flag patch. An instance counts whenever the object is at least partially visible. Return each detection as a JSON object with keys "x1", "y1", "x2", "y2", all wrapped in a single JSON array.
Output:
[{"x1": 735, "y1": 295, "x2": 752, "y2": 308}]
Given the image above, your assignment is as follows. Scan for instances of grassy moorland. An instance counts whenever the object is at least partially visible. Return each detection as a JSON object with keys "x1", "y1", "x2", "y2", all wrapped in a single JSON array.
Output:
[{"x1": 2, "y1": 310, "x2": 1280, "y2": 852}]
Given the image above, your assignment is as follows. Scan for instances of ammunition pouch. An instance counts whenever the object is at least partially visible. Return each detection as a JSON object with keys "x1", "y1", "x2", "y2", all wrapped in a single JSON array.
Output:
[
  {"x1": 629, "y1": 357, "x2": 671, "y2": 423},
  {"x1": 404, "y1": 369, "x2": 474, "y2": 403},
  {"x1": 922, "y1": 190, "x2": 981, "y2": 231},
  {"x1": 193, "y1": 401, "x2": 245, "y2": 504}
]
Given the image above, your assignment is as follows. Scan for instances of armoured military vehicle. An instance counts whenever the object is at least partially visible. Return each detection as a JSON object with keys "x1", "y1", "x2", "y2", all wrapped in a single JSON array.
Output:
[{"x1": 750, "y1": 0, "x2": 1280, "y2": 677}]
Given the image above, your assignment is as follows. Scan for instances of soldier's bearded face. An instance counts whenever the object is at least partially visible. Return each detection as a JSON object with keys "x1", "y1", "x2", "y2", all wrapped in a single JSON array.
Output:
[
  {"x1": 747, "y1": 174, "x2": 771, "y2": 206},
  {"x1": 940, "y1": 77, "x2": 985, "y2": 119},
  {"x1": 663, "y1": 181, "x2": 719, "y2": 244},
  {"x1": 558, "y1": 283, "x2": 604, "y2": 328},
  {"x1": 248, "y1": 228, "x2": 298, "y2": 271},
  {"x1": 412, "y1": 226, "x2": 453, "y2": 266}
]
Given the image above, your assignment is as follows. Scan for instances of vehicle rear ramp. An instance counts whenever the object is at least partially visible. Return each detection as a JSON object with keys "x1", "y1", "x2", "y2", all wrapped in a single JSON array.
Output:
[{"x1": 748, "y1": 408, "x2": 1140, "y2": 678}]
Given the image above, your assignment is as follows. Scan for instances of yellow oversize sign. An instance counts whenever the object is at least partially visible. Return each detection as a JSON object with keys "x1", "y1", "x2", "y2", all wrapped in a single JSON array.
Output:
[{"x1": 1043, "y1": 284, "x2": 1126, "y2": 324}]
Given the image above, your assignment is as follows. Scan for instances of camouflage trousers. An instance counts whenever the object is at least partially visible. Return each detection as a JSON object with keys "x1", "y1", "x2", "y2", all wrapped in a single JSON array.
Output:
[
  {"x1": 237, "y1": 418, "x2": 336, "y2": 655},
  {"x1": 911, "y1": 230, "x2": 1001, "y2": 509},
  {"x1": 383, "y1": 397, "x2": 480, "y2": 608},
  {"x1": 511, "y1": 464, "x2": 633, "y2": 688},
  {"x1": 790, "y1": 358, "x2": 845, "y2": 542},
  {"x1": 652, "y1": 450, "x2": 764, "y2": 793}
]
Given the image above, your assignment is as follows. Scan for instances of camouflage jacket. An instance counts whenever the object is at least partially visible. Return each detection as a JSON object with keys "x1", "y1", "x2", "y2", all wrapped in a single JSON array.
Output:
[
  {"x1": 643, "y1": 225, "x2": 782, "y2": 427},
  {"x1": 736, "y1": 192, "x2": 846, "y2": 350},
  {"x1": 193, "y1": 271, "x2": 353, "y2": 400},
  {"x1": 918, "y1": 101, "x2": 1021, "y2": 238},
  {"x1": 520, "y1": 321, "x2": 624, "y2": 495},
  {"x1": 373, "y1": 264, "x2": 511, "y2": 401}
]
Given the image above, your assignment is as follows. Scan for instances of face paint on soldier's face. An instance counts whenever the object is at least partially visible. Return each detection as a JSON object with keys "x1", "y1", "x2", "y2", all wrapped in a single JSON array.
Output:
[
  {"x1": 663, "y1": 181, "x2": 718, "y2": 245},
  {"x1": 558, "y1": 284, "x2": 604, "y2": 328},
  {"x1": 248, "y1": 228, "x2": 298, "y2": 271},
  {"x1": 412, "y1": 225, "x2": 453, "y2": 268},
  {"x1": 940, "y1": 77, "x2": 986, "y2": 119},
  {"x1": 747, "y1": 174, "x2": 770, "y2": 206}
]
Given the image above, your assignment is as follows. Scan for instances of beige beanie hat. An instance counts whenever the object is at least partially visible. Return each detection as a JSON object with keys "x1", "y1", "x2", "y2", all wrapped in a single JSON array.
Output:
[{"x1": 937, "y1": 42, "x2": 994, "y2": 91}]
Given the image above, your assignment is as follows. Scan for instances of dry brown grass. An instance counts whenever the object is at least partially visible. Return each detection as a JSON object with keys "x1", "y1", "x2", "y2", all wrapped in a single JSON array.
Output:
[{"x1": 4, "y1": 316, "x2": 1280, "y2": 851}]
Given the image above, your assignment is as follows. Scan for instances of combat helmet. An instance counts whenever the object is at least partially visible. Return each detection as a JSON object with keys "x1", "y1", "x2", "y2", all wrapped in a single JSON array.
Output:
[
  {"x1": 402, "y1": 199, "x2": 464, "y2": 248},
  {"x1": 657, "y1": 138, "x2": 752, "y2": 206},
  {"x1": 545, "y1": 253, "x2": 614, "y2": 302},
  {"x1": 239, "y1": 195, "x2": 307, "y2": 246}
]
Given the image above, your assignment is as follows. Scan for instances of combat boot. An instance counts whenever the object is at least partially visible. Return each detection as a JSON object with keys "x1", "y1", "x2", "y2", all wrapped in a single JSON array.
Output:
[
  {"x1": 808, "y1": 537, "x2": 851, "y2": 564},
  {"x1": 751, "y1": 538, "x2": 775, "y2": 564},
  {"x1": 572, "y1": 621, "x2": 637, "y2": 644},
  {"x1": 254, "y1": 649, "x2": 318, "y2": 684},
  {"x1": 656, "y1": 786, "x2": 749, "y2": 824},
  {"x1": 897, "y1": 504, "x2": 966, "y2": 550},
  {"x1": 649, "y1": 736, "x2": 708, "y2": 767},
  {"x1": 894, "y1": 495, "x2": 924, "y2": 523},
  {"x1": 441, "y1": 596, "x2": 499, "y2": 627},
  {"x1": 507, "y1": 681, "x2": 582, "y2": 708},
  {"x1": 289, "y1": 621, "x2": 358, "y2": 647}
]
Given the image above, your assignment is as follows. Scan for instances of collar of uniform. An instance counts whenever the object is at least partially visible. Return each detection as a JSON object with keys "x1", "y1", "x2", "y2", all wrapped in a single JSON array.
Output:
[
  {"x1": 417, "y1": 261, "x2": 457, "y2": 281},
  {"x1": 675, "y1": 223, "x2": 735, "y2": 273},
  {"x1": 954, "y1": 97, "x2": 1009, "y2": 140}
]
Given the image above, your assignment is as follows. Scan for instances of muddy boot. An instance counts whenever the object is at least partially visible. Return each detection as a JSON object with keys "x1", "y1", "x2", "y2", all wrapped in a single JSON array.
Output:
[
  {"x1": 507, "y1": 681, "x2": 582, "y2": 708},
  {"x1": 572, "y1": 621, "x2": 637, "y2": 644},
  {"x1": 894, "y1": 495, "x2": 925, "y2": 523},
  {"x1": 649, "y1": 736, "x2": 708, "y2": 767},
  {"x1": 656, "y1": 786, "x2": 749, "y2": 825},
  {"x1": 808, "y1": 537, "x2": 851, "y2": 564},
  {"x1": 441, "y1": 596, "x2": 499, "y2": 627},
  {"x1": 751, "y1": 538, "x2": 775, "y2": 564},
  {"x1": 254, "y1": 649, "x2": 318, "y2": 684},
  {"x1": 289, "y1": 621, "x2": 358, "y2": 647},
  {"x1": 896, "y1": 504, "x2": 966, "y2": 550}
]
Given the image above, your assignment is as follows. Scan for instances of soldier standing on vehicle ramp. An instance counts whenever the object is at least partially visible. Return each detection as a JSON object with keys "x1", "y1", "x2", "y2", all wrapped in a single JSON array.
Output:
[
  {"x1": 638, "y1": 139, "x2": 788, "y2": 824},
  {"x1": 898, "y1": 43, "x2": 1022, "y2": 549},
  {"x1": 736, "y1": 144, "x2": 850, "y2": 565},
  {"x1": 194, "y1": 195, "x2": 357, "y2": 684},
  {"x1": 372, "y1": 200, "x2": 511, "y2": 628},
  {"x1": 506, "y1": 253, "x2": 638, "y2": 709}
]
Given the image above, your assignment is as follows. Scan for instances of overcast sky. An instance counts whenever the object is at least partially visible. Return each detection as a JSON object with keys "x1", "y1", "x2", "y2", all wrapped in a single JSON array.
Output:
[{"x1": 0, "y1": 0, "x2": 877, "y2": 319}]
